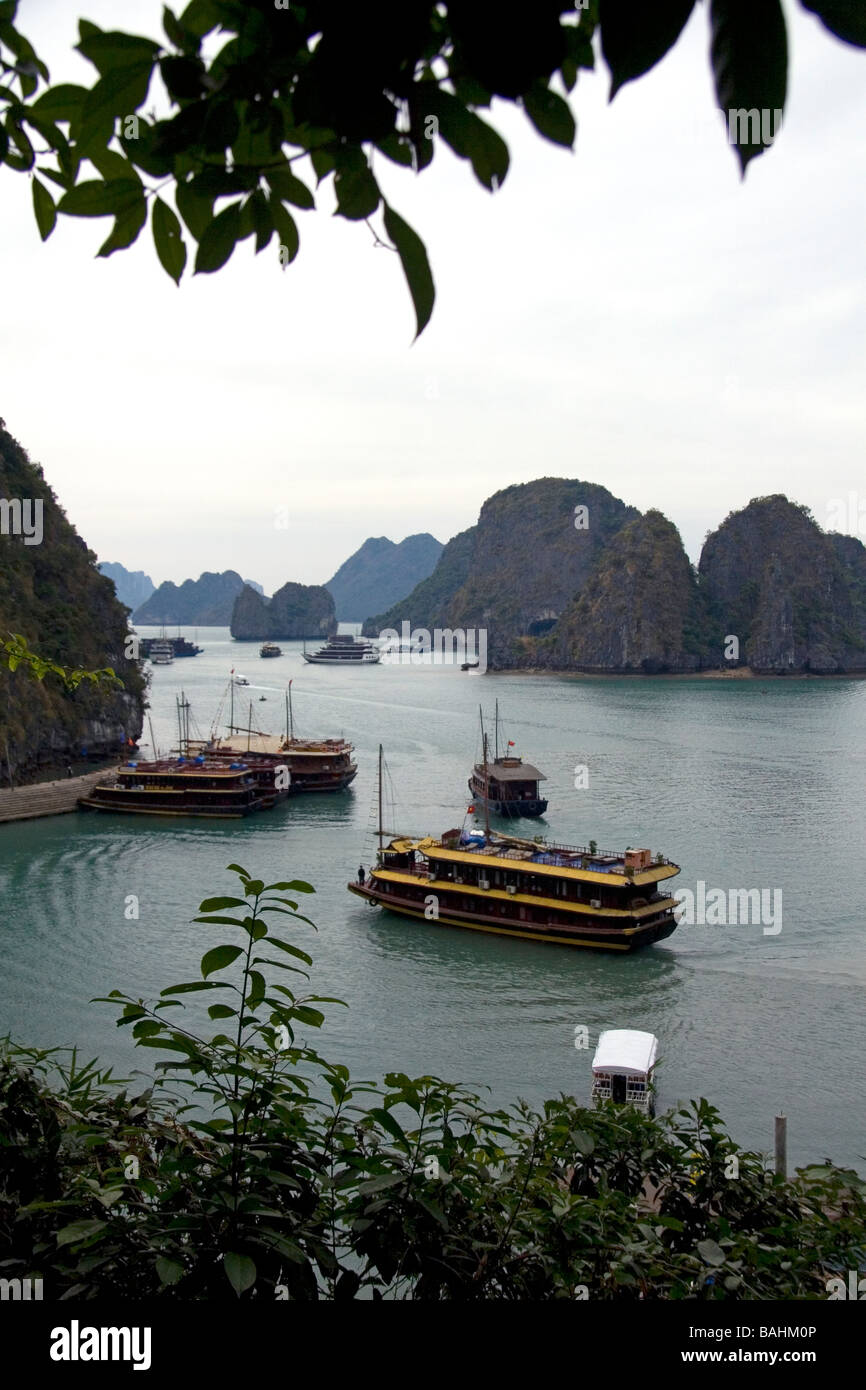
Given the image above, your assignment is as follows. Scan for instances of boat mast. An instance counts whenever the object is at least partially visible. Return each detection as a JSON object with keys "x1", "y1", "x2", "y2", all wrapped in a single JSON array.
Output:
[
  {"x1": 288, "y1": 680, "x2": 294, "y2": 741},
  {"x1": 175, "y1": 694, "x2": 182, "y2": 755},
  {"x1": 147, "y1": 713, "x2": 157, "y2": 760},
  {"x1": 483, "y1": 732, "x2": 491, "y2": 842},
  {"x1": 230, "y1": 673, "x2": 234, "y2": 735},
  {"x1": 377, "y1": 743, "x2": 384, "y2": 859},
  {"x1": 495, "y1": 698, "x2": 499, "y2": 762},
  {"x1": 247, "y1": 702, "x2": 252, "y2": 752}
]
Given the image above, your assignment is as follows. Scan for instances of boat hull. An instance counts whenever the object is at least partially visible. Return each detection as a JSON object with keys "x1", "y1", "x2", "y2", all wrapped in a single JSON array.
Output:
[
  {"x1": 348, "y1": 882, "x2": 677, "y2": 953},
  {"x1": 468, "y1": 781, "x2": 548, "y2": 818}
]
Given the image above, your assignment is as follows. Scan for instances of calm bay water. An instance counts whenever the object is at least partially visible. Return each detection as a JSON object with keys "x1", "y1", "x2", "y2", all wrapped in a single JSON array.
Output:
[{"x1": 1, "y1": 626, "x2": 864, "y2": 1171}]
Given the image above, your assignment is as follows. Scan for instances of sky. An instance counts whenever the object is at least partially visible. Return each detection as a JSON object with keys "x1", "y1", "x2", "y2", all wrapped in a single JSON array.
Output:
[{"x1": 1, "y1": 1, "x2": 864, "y2": 592}]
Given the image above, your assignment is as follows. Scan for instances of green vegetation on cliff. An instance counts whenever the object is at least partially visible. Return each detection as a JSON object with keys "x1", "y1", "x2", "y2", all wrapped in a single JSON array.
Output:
[
  {"x1": 0, "y1": 424, "x2": 145, "y2": 784},
  {"x1": 230, "y1": 581, "x2": 335, "y2": 640}
]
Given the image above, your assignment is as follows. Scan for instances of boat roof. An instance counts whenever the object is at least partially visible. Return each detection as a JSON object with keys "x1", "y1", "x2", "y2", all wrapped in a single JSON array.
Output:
[
  {"x1": 476, "y1": 761, "x2": 547, "y2": 782},
  {"x1": 592, "y1": 1030, "x2": 658, "y2": 1076}
]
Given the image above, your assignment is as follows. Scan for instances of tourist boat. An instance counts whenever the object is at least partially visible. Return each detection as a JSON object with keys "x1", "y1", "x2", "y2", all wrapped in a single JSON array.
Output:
[
  {"x1": 260, "y1": 643, "x2": 282, "y2": 658},
  {"x1": 184, "y1": 680, "x2": 358, "y2": 794},
  {"x1": 233, "y1": 674, "x2": 250, "y2": 686},
  {"x1": 468, "y1": 703, "x2": 548, "y2": 819},
  {"x1": 302, "y1": 634, "x2": 380, "y2": 665},
  {"x1": 591, "y1": 1030, "x2": 659, "y2": 1114},
  {"x1": 139, "y1": 635, "x2": 201, "y2": 660},
  {"x1": 148, "y1": 640, "x2": 174, "y2": 666},
  {"x1": 348, "y1": 748, "x2": 680, "y2": 952},
  {"x1": 78, "y1": 756, "x2": 282, "y2": 818}
]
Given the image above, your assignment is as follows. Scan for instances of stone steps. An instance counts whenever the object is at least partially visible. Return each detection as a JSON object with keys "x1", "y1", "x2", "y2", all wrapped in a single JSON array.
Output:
[{"x1": 0, "y1": 768, "x2": 117, "y2": 823}]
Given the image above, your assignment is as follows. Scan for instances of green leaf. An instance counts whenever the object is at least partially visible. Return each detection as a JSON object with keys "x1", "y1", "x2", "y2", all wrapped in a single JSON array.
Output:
[
  {"x1": 58, "y1": 178, "x2": 141, "y2": 216},
  {"x1": 368, "y1": 1106, "x2": 408, "y2": 1145},
  {"x1": 192, "y1": 914, "x2": 248, "y2": 928},
  {"x1": 31, "y1": 176, "x2": 56, "y2": 240},
  {"x1": 599, "y1": 0, "x2": 696, "y2": 99},
  {"x1": 57, "y1": 1219, "x2": 108, "y2": 1247},
  {"x1": 76, "y1": 31, "x2": 160, "y2": 77},
  {"x1": 423, "y1": 90, "x2": 509, "y2": 191},
  {"x1": 224, "y1": 1251, "x2": 256, "y2": 1296},
  {"x1": 207, "y1": 1003, "x2": 236, "y2": 1019},
  {"x1": 194, "y1": 201, "x2": 241, "y2": 273},
  {"x1": 265, "y1": 165, "x2": 315, "y2": 210},
  {"x1": 710, "y1": 0, "x2": 788, "y2": 174},
  {"x1": 269, "y1": 879, "x2": 315, "y2": 894},
  {"x1": 571, "y1": 1129, "x2": 596, "y2": 1156},
  {"x1": 358, "y1": 1173, "x2": 404, "y2": 1195},
  {"x1": 97, "y1": 194, "x2": 147, "y2": 256},
  {"x1": 248, "y1": 188, "x2": 273, "y2": 252},
  {"x1": 81, "y1": 60, "x2": 154, "y2": 128},
  {"x1": 132, "y1": 1019, "x2": 162, "y2": 1038},
  {"x1": 201, "y1": 943, "x2": 243, "y2": 977},
  {"x1": 382, "y1": 203, "x2": 435, "y2": 340},
  {"x1": 30, "y1": 84, "x2": 88, "y2": 122},
  {"x1": 269, "y1": 194, "x2": 298, "y2": 265},
  {"x1": 152, "y1": 195, "x2": 186, "y2": 283},
  {"x1": 156, "y1": 1256, "x2": 185, "y2": 1286},
  {"x1": 333, "y1": 152, "x2": 380, "y2": 220},
  {"x1": 801, "y1": 0, "x2": 866, "y2": 47},
  {"x1": 267, "y1": 937, "x2": 312, "y2": 965},
  {"x1": 199, "y1": 895, "x2": 249, "y2": 911},
  {"x1": 523, "y1": 82, "x2": 576, "y2": 147}
]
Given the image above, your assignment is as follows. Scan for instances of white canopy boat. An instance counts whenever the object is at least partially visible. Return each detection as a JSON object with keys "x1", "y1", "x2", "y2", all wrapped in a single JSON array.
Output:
[{"x1": 591, "y1": 1029, "x2": 658, "y2": 1114}]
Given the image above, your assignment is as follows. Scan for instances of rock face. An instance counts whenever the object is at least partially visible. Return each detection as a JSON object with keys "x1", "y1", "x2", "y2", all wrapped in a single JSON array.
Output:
[
  {"x1": 230, "y1": 582, "x2": 336, "y2": 639},
  {"x1": 98, "y1": 562, "x2": 155, "y2": 611},
  {"x1": 365, "y1": 479, "x2": 639, "y2": 664},
  {"x1": 0, "y1": 423, "x2": 145, "y2": 784},
  {"x1": 326, "y1": 533, "x2": 443, "y2": 622},
  {"x1": 699, "y1": 496, "x2": 866, "y2": 673},
  {"x1": 133, "y1": 570, "x2": 261, "y2": 625},
  {"x1": 531, "y1": 511, "x2": 712, "y2": 673}
]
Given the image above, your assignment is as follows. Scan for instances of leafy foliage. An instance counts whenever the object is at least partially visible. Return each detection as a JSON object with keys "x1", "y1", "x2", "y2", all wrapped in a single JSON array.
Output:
[
  {"x1": 0, "y1": 1, "x2": 862, "y2": 332},
  {"x1": 1, "y1": 861, "x2": 864, "y2": 1300}
]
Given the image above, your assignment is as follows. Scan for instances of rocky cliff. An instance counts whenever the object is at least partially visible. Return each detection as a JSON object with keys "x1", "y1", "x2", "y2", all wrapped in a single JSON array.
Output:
[
  {"x1": 365, "y1": 479, "x2": 639, "y2": 664},
  {"x1": 326, "y1": 533, "x2": 443, "y2": 622},
  {"x1": 230, "y1": 582, "x2": 336, "y2": 639},
  {"x1": 527, "y1": 511, "x2": 713, "y2": 672},
  {"x1": 0, "y1": 424, "x2": 145, "y2": 784},
  {"x1": 699, "y1": 496, "x2": 866, "y2": 673},
  {"x1": 133, "y1": 570, "x2": 263, "y2": 625},
  {"x1": 98, "y1": 561, "x2": 155, "y2": 611}
]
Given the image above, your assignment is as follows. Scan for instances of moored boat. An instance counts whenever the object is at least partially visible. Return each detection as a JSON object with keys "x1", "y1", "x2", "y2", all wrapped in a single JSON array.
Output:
[
  {"x1": 148, "y1": 640, "x2": 174, "y2": 665},
  {"x1": 260, "y1": 643, "x2": 282, "y2": 658},
  {"x1": 78, "y1": 756, "x2": 282, "y2": 818},
  {"x1": 348, "y1": 748, "x2": 680, "y2": 952}
]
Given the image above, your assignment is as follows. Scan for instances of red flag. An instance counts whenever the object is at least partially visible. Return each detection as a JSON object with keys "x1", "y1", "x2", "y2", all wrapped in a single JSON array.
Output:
[
  {"x1": 468, "y1": 804, "x2": 475, "y2": 813},
  {"x1": 507, "y1": 740, "x2": 515, "y2": 746}
]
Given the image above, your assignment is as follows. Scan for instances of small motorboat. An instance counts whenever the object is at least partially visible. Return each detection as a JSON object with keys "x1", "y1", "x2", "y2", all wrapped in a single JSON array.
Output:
[
  {"x1": 234, "y1": 675, "x2": 250, "y2": 686},
  {"x1": 591, "y1": 1030, "x2": 658, "y2": 1115},
  {"x1": 259, "y1": 695, "x2": 267, "y2": 701}
]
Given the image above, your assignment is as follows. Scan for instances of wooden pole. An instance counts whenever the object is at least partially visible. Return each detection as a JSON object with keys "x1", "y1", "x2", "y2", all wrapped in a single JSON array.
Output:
[
  {"x1": 377, "y1": 743, "x2": 383, "y2": 859},
  {"x1": 774, "y1": 1114, "x2": 787, "y2": 1179}
]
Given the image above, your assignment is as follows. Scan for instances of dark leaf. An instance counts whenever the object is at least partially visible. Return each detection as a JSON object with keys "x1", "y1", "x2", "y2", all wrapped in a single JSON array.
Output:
[
  {"x1": 201, "y1": 942, "x2": 243, "y2": 976},
  {"x1": 600, "y1": 0, "x2": 696, "y2": 99},
  {"x1": 58, "y1": 178, "x2": 141, "y2": 216},
  {"x1": 152, "y1": 196, "x2": 186, "y2": 283},
  {"x1": 264, "y1": 165, "x2": 315, "y2": 210},
  {"x1": 523, "y1": 81, "x2": 576, "y2": 146},
  {"x1": 224, "y1": 1252, "x2": 256, "y2": 1296},
  {"x1": 710, "y1": 0, "x2": 787, "y2": 174},
  {"x1": 333, "y1": 152, "x2": 380, "y2": 220},
  {"x1": 382, "y1": 202, "x2": 435, "y2": 340},
  {"x1": 800, "y1": 0, "x2": 866, "y2": 47},
  {"x1": 30, "y1": 84, "x2": 88, "y2": 122},
  {"x1": 31, "y1": 175, "x2": 56, "y2": 240},
  {"x1": 269, "y1": 194, "x2": 298, "y2": 265},
  {"x1": 97, "y1": 194, "x2": 147, "y2": 256}
]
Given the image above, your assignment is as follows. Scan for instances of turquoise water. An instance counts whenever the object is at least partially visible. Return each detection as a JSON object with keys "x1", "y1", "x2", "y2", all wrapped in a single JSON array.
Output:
[{"x1": 1, "y1": 626, "x2": 864, "y2": 1172}]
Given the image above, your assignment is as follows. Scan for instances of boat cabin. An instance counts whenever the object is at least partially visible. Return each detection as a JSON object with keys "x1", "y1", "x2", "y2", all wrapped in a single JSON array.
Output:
[{"x1": 591, "y1": 1030, "x2": 658, "y2": 1114}]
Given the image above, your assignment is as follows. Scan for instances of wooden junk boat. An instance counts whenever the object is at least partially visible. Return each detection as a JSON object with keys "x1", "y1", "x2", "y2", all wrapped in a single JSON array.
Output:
[
  {"x1": 468, "y1": 703, "x2": 548, "y2": 819},
  {"x1": 185, "y1": 681, "x2": 357, "y2": 794},
  {"x1": 348, "y1": 748, "x2": 680, "y2": 952},
  {"x1": 78, "y1": 755, "x2": 284, "y2": 818}
]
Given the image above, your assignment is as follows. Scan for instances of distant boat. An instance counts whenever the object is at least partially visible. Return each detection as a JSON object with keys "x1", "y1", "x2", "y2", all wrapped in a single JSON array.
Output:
[
  {"x1": 139, "y1": 636, "x2": 201, "y2": 660},
  {"x1": 148, "y1": 640, "x2": 174, "y2": 666},
  {"x1": 302, "y1": 634, "x2": 380, "y2": 665},
  {"x1": 468, "y1": 702, "x2": 548, "y2": 819},
  {"x1": 78, "y1": 755, "x2": 284, "y2": 819},
  {"x1": 260, "y1": 643, "x2": 282, "y2": 658},
  {"x1": 233, "y1": 674, "x2": 250, "y2": 686},
  {"x1": 461, "y1": 660, "x2": 479, "y2": 671}
]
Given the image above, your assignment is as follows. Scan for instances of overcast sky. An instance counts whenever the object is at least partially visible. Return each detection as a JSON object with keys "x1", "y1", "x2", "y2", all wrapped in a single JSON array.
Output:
[{"x1": 2, "y1": 1, "x2": 864, "y2": 591}]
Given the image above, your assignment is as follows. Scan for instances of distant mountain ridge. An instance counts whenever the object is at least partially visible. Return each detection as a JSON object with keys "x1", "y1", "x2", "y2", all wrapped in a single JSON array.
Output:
[
  {"x1": 325, "y1": 533, "x2": 443, "y2": 621},
  {"x1": 364, "y1": 481, "x2": 866, "y2": 675},
  {"x1": 98, "y1": 562, "x2": 154, "y2": 611},
  {"x1": 133, "y1": 571, "x2": 264, "y2": 625}
]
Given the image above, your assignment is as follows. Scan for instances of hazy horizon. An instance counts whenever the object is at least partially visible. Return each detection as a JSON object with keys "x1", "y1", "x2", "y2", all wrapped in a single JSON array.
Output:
[{"x1": 2, "y1": 0, "x2": 864, "y2": 591}]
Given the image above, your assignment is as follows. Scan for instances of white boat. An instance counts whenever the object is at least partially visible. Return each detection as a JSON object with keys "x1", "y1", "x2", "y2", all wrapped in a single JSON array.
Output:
[
  {"x1": 302, "y1": 635, "x2": 380, "y2": 665},
  {"x1": 233, "y1": 674, "x2": 250, "y2": 686},
  {"x1": 591, "y1": 1030, "x2": 658, "y2": 1115},
  {"x1": 149, "y1": 640, "x2": 174, "y2": 666}
]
